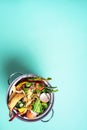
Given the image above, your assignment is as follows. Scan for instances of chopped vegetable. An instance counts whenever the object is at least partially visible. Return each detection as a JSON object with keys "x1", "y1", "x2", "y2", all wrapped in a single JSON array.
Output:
[
  {"x1": 22, "y1": 87, "x2": 29, "y2": 95},
  {"x1": 26, "y1": 82, "x2": 32, "y2": 87},
  {"x1": 42, "y1": 87, "x2": 58, "y2": 93},
  {"x1": 33, "y1": 98, "x2": 42, "y2": 113},
  {"x1": 36, "y1": 83, "x2": 44, "y2": 91},
  {"x1": 46, "y1": 77, "x2": 52, "y2": 80},
  {"x1": 8, "y1": 93, "x2": 25, "y2": 111},
  {"x1": 27, "y1": 105, "x2": 32, "y2": 110},
  {"x1": 35, "y1": 89, "x2": 41, "y2": 94},
  {"x1": 42, "y1": 102, "x2": 48, "y2": 109},
  {"x1": 23, "y1": 96, "x2": 28, "y2": 102},
  {"x1": 40, "y1": 93, "x2": 50, "y2": 103},
  {"x1": 16, "y1": 82, "x2": 27, "y2": 90},
  {"x1": 15, "y1": 100, "x2": 25, "y2": 108},
  {"x1": 19, "y1": 103, "x2": 24, "y2": 107},
  {"x1": 26, "y1": 110, "x2": 37, "y2": 119},
  {"x1": 18, "y1": 107, "x2": 27, "y2": 113},
  {"x1": 52, "y1": 89, "x2": 58, "y2": 92}
]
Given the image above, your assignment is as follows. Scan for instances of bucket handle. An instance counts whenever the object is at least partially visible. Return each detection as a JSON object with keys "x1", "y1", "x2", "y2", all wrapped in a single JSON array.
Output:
[
  {"x1": 41, "y1": 109, "x2": 54, "y2": 122},
  {"x1": 8, "y1": 72, "x2": 23, "y2": 85}
]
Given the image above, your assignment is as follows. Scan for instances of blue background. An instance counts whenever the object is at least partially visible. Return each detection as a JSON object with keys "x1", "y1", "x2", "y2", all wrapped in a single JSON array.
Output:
[{"x1": 0, "y1": 0, "x2": 87, "y2": 130}]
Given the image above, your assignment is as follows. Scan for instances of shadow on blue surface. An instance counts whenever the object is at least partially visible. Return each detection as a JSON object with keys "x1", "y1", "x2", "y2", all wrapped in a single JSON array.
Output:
[
  {"x1": 2, "y1": 53, "x2": 41, "y2": 90},
  {"x1": 4, "y1": 56, "x2": 38, "y2": 73}
]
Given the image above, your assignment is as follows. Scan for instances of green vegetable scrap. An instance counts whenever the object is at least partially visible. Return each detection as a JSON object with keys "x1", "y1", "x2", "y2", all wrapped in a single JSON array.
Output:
[
  {"x1": 26, "y1": 82, "x2": 32, "y2": 87},
  {"x1": 42, "y1": 86, "x2": 58, "y2": 93},
  {"x1": 22, "y1": 87, "x2": 29, "y2": 94},
  {"x1": 15, "y1": 100, "x2": 25, "y2": 108},
  {"x1": 42, "y1": 102, "x2": 48, "y2": 109},
  {"x1": 33, "y1": 98, "x2": 42, "y2": 113}
]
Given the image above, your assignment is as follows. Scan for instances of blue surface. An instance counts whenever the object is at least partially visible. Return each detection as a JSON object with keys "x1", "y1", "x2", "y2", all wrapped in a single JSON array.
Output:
[{"x1": 0, "y1": 0, "x2": 87, "y2": 130}]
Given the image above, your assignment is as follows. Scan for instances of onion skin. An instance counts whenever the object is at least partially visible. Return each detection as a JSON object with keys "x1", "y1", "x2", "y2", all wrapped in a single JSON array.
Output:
[{"x1": 40, "y1": 93, "x2": 50, "y2": 103}]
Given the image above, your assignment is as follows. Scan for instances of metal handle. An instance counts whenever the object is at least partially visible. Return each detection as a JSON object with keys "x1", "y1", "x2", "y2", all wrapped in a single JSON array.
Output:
[
  {"x1": 8, "y1": 72, "x2": 23, "y2": 85},
  {"x1": 9, "y1": 111, "x2": 19, "y2": 121},
  {"x1": 41, "y1": 109, "x2": 54, "y2": 122}
]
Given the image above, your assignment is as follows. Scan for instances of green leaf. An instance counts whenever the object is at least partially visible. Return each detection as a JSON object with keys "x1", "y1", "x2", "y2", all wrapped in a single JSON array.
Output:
[
  {"x1": 35, "y1": 89, "x2": 41, "y2": 93},
  {"x1": 26, "y1": 82, "x2": 32, "y2": 87},
  {"x1": 46, "y1": 86, "x2": 57, "y2": 89},
  {"x1": 22, "y1": 87, "x2": 29, "y2": 94},
  {"x1": 19, "y1": 103, "x2": 24, "y2": 107},
  {"x1": 33, "y1": 98, "x2": 42, "y2": 113},
  {"x1": 42, "y1": 103, "x2": 48, "y2": 109},
  {"x1": 52, "y1": 89, "x2": 59, "y2": 92},
  {"x1": 15, "y1": 100, "x2": 25, "y2": 108},
  {"x1": 46, "y1": 77, "x2": 52, "y2": 80},
  {"x1": 42, "y1": 87, "x2": 58, "y2": 93}
]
